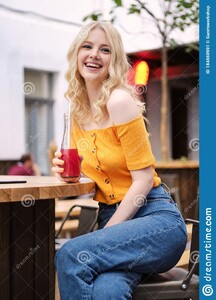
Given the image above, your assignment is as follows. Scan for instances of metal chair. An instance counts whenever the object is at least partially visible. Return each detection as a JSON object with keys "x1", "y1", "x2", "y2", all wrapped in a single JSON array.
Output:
[
  {"x1": 132, "y1": 219, "x2": 199, "y2": 300},
  {"x1": 55, "y1": 204, "x2": 98, "y2": 251}
]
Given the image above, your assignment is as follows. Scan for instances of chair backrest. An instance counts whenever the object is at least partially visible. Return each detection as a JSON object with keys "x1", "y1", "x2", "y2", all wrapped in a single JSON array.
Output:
[
  {"x1": 55, "y1": 205, "x2": 98, "y2": 251},
  {"x1": 76, "y1": 206, "x2": 98, "y2": 236},
  {"x1": 55, "y1": 204, "x2": 98, "y2": 239}
]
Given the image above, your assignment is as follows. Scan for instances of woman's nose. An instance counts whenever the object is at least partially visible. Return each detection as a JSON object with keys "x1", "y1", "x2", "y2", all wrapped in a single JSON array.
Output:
[{"x1": 89, "y1": 48, "x2": 100, "y2": 59}]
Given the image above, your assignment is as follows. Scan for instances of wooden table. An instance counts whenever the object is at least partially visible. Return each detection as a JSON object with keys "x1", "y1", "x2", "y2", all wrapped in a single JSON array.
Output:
[{"x1": 0, "y1": 176, "x2": 95, "y2": 300}]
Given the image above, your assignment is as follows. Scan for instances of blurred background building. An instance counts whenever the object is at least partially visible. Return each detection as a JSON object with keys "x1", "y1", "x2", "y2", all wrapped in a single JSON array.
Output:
[
  {"x1": 0, "y1": 0, "x2": 199, "y2": 176},
  {"x1": 128, "y1": 45, "x2": 199, "y2": 161}
]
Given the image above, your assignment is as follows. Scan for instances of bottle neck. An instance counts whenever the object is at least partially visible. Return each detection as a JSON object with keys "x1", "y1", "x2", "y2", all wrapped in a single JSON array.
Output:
[{"x1": 61, "y1": 114, "x2": 70, "y2": 149}]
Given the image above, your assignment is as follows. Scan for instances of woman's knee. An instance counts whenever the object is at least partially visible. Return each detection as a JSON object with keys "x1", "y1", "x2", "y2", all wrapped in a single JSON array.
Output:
[
  {"x1": 55, "y1": 242, "x2": 70, "y2": 270},
  {"x1": 55, "y1": 240, "x2": 78, "y2": 269},
  {"x1": 55, "y1": 236, "x2": 95, "y2": 271},
  {"x1": 92, "y1": 271, "x2": 138, "y2": 300}
]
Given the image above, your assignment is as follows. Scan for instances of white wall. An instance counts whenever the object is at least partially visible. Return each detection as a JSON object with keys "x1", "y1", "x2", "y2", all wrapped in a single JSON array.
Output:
[{"x1": 0, "y1": 4, "x2": 81, "y2": 159}]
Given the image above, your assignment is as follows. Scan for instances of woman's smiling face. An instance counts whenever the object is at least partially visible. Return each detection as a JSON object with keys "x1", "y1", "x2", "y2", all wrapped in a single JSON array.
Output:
[{"x1": 78, "y1": 27, "x2": 111, "y2": 84}]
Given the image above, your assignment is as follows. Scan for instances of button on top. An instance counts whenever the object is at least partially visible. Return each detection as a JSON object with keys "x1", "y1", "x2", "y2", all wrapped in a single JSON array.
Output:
[
  {"x1": 91, "y1": 133, "x2": 95, "y2": 137},
  {"x1": 109, "y1": 194, "x2": 115, "y2": 199},
  {"x1": 96, "y1": 165, "x2": 100, "y2": 170},
  {"x1": 92, "y1": 148, "x2": 96, "y2": 153}
]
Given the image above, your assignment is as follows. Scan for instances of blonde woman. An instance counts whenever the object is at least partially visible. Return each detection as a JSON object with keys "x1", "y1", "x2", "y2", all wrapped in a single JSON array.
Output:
[{"x1": 53, "y1": 21, "x2": 187, "y2": 300}]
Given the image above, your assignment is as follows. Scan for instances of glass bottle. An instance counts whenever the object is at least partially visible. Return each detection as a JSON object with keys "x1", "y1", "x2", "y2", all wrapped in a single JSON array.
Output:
[{"x1": 60, "y1": 113, "x2": 80, "y2": 182}]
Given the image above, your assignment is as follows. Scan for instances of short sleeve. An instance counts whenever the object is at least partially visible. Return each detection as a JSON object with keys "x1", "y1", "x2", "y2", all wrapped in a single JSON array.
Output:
[{"x1": 114, "y1": 116, "x2": 155, "y2": 170}]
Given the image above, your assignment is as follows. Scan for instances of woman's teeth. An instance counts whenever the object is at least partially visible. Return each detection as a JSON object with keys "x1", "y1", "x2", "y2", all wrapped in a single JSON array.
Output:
[{"x1": 85, "y1": 63, "x2": 101, "y2": 69}]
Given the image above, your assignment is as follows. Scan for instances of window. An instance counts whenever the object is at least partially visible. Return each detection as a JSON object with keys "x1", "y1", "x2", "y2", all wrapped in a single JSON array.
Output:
[{"x1": 24, "y1": 69, "x2": 54, "y2": 175}]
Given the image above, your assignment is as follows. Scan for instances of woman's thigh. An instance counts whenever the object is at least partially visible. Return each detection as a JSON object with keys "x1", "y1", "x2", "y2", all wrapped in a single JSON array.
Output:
[{"x1": 58, "y1": 203, "x2": 187, "y2": 275}]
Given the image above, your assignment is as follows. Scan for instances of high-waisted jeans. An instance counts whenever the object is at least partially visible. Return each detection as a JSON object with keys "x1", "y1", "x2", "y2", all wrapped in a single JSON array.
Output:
[{"x1": 55, "y1": 184, "x2": 187, "y2": 300}]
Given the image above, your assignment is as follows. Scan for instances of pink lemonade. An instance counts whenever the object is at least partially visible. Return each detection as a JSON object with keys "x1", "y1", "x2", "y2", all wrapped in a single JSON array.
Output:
[{"x1": 60, "y1": 148, "x2": 81, "y2": 180}]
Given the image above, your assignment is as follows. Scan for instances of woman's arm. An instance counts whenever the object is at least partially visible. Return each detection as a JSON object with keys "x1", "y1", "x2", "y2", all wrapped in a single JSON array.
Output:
[
  {"x1": 104, "y1": 166, "x2": 153, "y2": 228},
  {"x1": 104, "y1": 89, "x2": 154, "y2": 228}
]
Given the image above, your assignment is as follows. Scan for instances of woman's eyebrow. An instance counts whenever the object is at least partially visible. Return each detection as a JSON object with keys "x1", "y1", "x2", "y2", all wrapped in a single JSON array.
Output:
[
  {"x1": 100, "y1": 44, "x2": 110, "y2": 47},
  {"x1": 83, "y1": 41, "x2": 110, "y2": 47}
]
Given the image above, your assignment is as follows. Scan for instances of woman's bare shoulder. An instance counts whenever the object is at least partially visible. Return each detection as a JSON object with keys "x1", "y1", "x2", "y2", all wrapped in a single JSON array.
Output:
[{"x1": 107, "y1": 89, "x2": 140, "y2": 125}]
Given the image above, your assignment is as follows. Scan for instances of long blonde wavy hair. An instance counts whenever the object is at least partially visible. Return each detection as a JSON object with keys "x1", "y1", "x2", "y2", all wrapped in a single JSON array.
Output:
[{"x1": 64, "y1": 21, "x2": 146, "y2": 128}]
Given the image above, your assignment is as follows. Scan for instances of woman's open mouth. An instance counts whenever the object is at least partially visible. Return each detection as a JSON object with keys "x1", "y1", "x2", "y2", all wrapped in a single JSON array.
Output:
[{"x1": 84, "y1": 62, "x2": 102, "y2": 70}]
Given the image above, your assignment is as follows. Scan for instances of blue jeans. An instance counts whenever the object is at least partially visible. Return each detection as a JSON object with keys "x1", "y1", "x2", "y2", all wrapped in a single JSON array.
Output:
[{"x1": 55, "y1": 184, "x2": 187, "y2": 300}]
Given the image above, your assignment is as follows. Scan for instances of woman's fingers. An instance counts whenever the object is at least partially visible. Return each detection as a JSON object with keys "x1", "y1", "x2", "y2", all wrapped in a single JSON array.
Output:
[
  {"x1": 53, "y1": 151, "x2": 64, "y2": 166},
  {"x1": 52, "y1": 166, "x2": 64, "y2": 174},
  {"x1": 52, "y1": 151, "x2": 65, "y2": 180},
  {"x1": 54, "y1": 172, "x2": 66, "y2": 182},
  {"x1": 52, "y1": 151, "x2": 83, "y2": 183},
  {"x1": 54, "y1": 151, "x2": 62, "y2": 158},
  {"x1": 53, "y1": 157, "x2": 64, "y2": 166},
  {"x1": 52, "y1": 151, "x2": 83, "y2": 177}
]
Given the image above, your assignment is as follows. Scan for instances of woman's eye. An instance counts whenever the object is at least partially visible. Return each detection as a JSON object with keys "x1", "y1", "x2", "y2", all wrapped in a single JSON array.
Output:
[
  {"x1": 101, "y1": 48, "x2": 111, "y2": 53},
  {"x1": 82, "y1": 44, "x2": 91, "y2": 49}
]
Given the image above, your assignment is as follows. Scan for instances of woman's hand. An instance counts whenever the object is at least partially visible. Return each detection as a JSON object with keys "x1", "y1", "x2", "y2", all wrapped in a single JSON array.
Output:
[
  {"x1": 52, "y1": 151, "x2": 84, "y2": 182},
  {"x1": 104, "y1": 167, "x2": 153, "y2": 228}
]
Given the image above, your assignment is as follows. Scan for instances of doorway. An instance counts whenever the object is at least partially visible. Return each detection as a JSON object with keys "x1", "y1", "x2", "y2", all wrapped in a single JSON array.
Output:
[{"x1": 171, "y1": 87, "x2": 188, "y2": 159}]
